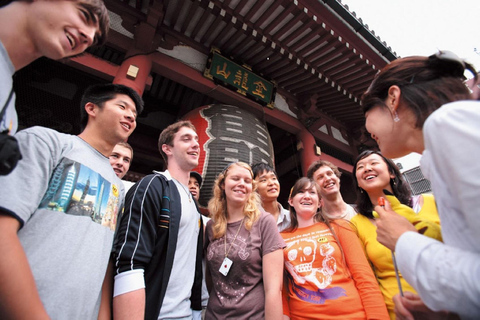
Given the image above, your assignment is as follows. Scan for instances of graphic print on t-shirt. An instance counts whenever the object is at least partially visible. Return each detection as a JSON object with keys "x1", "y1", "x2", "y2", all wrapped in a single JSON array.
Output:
[
  {"x1": 39, "y1": 158, "x2": 120, "y2": 230},
  {"x1": 207, "y1": 232, "x2": 251, "y2": 303},
  {"x1": 284, "y1": 229, "x2": 346, "y2": 304}
]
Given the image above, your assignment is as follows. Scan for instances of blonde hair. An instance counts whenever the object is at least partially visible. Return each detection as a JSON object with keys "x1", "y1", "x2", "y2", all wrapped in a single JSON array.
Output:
[{"x1": 208, "y1": 162, "x2": 261, "y2": 239}]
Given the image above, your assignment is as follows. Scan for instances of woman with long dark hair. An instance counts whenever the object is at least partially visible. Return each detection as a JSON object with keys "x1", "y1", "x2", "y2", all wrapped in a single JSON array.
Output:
[
  {"x1": 351, "y1": 150, "x2": 441, "y2": 318},
  {"x1": 281, "y1": 177, "x2": 388, "y2": 319},
  {"x1": 362, "y1": 51, "x2": 479, "y2": 318}
]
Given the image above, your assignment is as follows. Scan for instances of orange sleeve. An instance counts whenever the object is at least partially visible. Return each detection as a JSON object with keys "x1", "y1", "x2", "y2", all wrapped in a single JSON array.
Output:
[{"x1": 334, "y1": 221, "x2": 389, "y2": 320}]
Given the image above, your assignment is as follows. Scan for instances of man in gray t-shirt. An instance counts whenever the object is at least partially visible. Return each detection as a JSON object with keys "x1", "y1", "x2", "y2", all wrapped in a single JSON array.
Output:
[{"x1": 0, "y1": 84, "x2": 143, "y2": 319}]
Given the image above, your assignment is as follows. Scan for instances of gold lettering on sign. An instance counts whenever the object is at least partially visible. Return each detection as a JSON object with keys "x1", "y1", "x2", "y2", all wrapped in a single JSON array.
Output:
[
  {"x1": 252, "y1": 81, "x2": 267, "y2": 98},
  {"x1": 216, "y1": 63, "x2": 231, "y2": 79}
]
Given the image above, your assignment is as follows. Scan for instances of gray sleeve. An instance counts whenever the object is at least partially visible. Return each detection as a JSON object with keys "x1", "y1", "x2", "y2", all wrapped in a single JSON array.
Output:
[{"x1": 0, "y1": 127, "x2": 62, "y2": 226}]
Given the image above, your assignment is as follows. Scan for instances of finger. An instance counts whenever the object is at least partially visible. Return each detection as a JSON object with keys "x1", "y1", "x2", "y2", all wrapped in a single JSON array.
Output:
[
  {"x1": 393, "y1": 294, "x2": 414, "y2": 320},
  {"x1": 402, "y1": 294, "x2": 430, "y2": 313},
  {"x1": 403, "y1": 291, "x2": 419, "y2": 300},
  {"x1": 374, "y1": 197, "x2": 394, "y2": 217},
  {"x1": 373, "y1": 204, "x2": 387, "y2": 218}
]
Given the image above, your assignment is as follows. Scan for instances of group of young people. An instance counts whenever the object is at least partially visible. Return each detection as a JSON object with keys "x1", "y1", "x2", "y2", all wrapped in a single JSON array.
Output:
[{"x1": 1, "y1": 0, "x2": 479, "y2": 318}]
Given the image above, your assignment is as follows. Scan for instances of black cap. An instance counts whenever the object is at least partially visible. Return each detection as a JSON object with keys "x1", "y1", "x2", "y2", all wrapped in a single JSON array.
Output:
[{"x1": 190, "y1": 171, "x2": 202, "y2": 186}]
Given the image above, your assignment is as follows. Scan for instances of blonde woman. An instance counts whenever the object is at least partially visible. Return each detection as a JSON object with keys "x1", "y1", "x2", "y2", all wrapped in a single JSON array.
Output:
[{"x1": 205, "y1": 162, "x2": 285, "y2": 319}]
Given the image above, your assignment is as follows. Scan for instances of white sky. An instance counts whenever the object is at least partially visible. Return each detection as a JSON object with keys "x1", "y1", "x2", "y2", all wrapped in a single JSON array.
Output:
[{"x1": 342, "y1": 0, "x2": 480, "y2": 72}]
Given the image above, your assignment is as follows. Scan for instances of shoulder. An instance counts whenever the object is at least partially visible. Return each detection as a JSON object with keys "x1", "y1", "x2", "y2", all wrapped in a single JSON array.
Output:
[
  {"x1": 258, "y1": 210, "x2": 276, "y2": 225},
  {"x1": 331, "y1": 219, "x2": 355, "y2": 234},
  {"x1": 16, "y1": 126, "x2": 70, "y2": 144},
  {"x1": 350, "y1": 213, "x2": 369, "y2": 226},
  {"x1": 256, "y1": 211, "x2": 280, "y2": 235},
  {"x1": 425, "y1": 100, "x2": 479, "y2": 132},
  {"x1": 15, "y1": 127, "x2": 76, "y2": 163},
  {"x1": 130, "y1": 173, "x2": 174, "y2": 197}
]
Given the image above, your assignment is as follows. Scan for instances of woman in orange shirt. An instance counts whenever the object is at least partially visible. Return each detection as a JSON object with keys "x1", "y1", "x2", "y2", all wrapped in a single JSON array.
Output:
[{"x1": 281, "y1": 177, "x2": 388, "y2": 319}]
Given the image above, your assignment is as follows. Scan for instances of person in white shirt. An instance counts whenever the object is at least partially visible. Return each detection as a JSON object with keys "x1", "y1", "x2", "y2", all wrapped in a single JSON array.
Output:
[
  {"x1": 361, "y1": 50, "x2": 479, "y2": 319},
  {"x1": 307, "y1": 160, "x2": 357, "y2": 221}
]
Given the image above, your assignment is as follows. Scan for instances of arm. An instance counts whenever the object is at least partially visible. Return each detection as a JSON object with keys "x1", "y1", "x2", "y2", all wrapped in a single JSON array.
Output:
[
  {"x1": 0, "y1": 129, "x2": 64, "y2": 319},
  {"x1": 113, "y1": 289, "x2": 145, "y2": 320},
  {"x1": 97, "y1": 259, "x2": 114, "y2": 320},
  {"x1": 112, "y1": 175, "x2": 165, "y2": 319},
  {"x1": 375, "y1": 194, "x2": 442, "y2": 247},
  {"x1": 393, "y1": 292, "x2": 455, "y2": 320},
  {"x1": 393, "y1": 103, "x2": 480, "y2": 316},
  {"x1": 0, "y1": 214, "x2": 50, "y2": 320},
  {"x1": 263, "y1": 249, "x2": 284, "y2": 320},
  {"x1": 336, "y1": 222, "x2": 389, "y2": 319},
  {"x1": 374, "y1": 200, "x2": 417, "y2": 251},
  {"x1": 281, "y1": 271, "x2": 291, "y2": 319}
]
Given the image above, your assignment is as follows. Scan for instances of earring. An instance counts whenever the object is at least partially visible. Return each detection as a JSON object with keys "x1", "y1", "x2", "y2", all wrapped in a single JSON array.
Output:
[
  {"x1": 393, "y1": 111, "x2": 400, "y2": 122},
  {"x1": 360, "y1": 189, "x2": 364, "y2": 194}
]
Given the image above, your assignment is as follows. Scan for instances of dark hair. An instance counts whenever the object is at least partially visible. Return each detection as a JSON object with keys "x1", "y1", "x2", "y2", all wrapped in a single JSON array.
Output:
[
  {"x1": 158, "y1": 120, "x2": 196, "y2": 165},
  {"x1": 306, "y1": 160, "x2": 341, "y2": 180},
  {"x1": 251, "y1": 162, "x2": 277, "y2": 179},
  {"x1": 80, "y1": 83, "x2": 144, "y2": 129},
  {"x1": 9, "y1": 0, "x2": 110, "y2": 46},
  {"x1": 353, "y1": 150, "x2": 411, "y2": 218},
  {"x1": 362, "y1": 51, "x2": 477, "y2": 128},
  {"x1": 76, "y1": 0, "x2": 110, "y2": 46}
]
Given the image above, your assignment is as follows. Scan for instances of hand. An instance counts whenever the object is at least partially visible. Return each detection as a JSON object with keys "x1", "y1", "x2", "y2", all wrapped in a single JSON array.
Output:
[
  {"x1": 383, "y1": 194, "x2": 442, "y2": 241},
  {"x1": 374, "y1": 198, "x2": 417, "y2": 251},
  {"x1": 393, "y1": 292, "x2": 454, "y2": 320}
]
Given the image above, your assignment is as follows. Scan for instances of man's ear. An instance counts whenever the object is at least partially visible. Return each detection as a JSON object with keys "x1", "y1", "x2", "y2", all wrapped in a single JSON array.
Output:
[
  {"x1": 162, "y1": 143, "x2": 172, "y2": 156},
  {"x1": 84, "y1": 102, "x2": 97, "y2": 118}
]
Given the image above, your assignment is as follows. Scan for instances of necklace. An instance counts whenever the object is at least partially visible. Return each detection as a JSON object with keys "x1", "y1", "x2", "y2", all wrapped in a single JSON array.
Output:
[
  {"x1": 224, "y1": 218, "x2": 244, "y2": 258},
  {"x1": 219, "y1": 218, "x2": 244, "y2": 276},
  {"x1": 173, "y1": 178, "x2": 192, "y2": 203}
]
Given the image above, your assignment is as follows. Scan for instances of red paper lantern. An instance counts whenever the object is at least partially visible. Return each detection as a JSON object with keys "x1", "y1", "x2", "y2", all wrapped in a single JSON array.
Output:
[{"x1": 184, "y1": 104, "x2": 274, "y2": 207}]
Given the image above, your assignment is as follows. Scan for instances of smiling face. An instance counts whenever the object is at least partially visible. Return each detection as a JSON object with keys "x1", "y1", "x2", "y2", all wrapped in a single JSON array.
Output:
[
  {"x1": 164, "y1": 126, "x2": 199, "y2": 171},
  {"x1": 254, "y1": 170, "x2": 280, "y2": 203},
  {"x1": 109, "y1": 144, "x2": 132, "y2": 179},
  {"x1": 223, "y1": 165, "x2": 253, "y2": 207},
  {"x1": 355, "y1": 153, "x2": 394, "y2": 194},
  {"x1": 289, "y1": 181, "x2": 321, "y2": 225},
  {"x1": 312, "y1": 165, "x2": 341, "y2": 198},
  {"x1": 27, "y1": 0, "x2": 101, "y2": 60},
  {"x1": 188, "y1": 176, "x2": 200, "y2": 201},
  {"x1": 92, "y1": 93, "x2": 137, "y2": 143}
]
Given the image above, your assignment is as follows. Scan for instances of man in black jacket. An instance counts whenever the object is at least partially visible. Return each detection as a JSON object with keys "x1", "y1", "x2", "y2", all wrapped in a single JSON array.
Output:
[{"x1": 113, "y1": 120, "x2": 203, "y2": 320}]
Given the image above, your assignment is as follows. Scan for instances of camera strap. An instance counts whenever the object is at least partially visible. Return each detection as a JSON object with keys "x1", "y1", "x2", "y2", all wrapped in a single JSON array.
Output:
[{"x1": 0, "y1": 87, "x2": 14, "y2": 131}]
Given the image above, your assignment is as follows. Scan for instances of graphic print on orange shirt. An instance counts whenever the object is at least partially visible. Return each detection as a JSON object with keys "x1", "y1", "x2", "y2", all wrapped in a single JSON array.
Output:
[{"x1": 284, "y1": 229, "x2": 346, "y2": 304}]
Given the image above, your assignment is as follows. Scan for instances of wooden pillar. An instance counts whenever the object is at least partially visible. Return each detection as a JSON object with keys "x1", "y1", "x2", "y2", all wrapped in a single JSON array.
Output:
[
  {"x1": 113, "y1": 55, "x2": 152, "y2": 96},
  {"x1": 297, "y1": 128, "x2": 318, "y2": 176}
]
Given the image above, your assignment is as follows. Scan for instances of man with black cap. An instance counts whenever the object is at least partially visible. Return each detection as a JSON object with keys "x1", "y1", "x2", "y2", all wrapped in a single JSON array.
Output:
[
  {"x1": 188, "y1": 171, "x2": 202, "y2": 203},
  {"x1": 188, "y1": 171, "x2": 210, "y2": 319}
]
